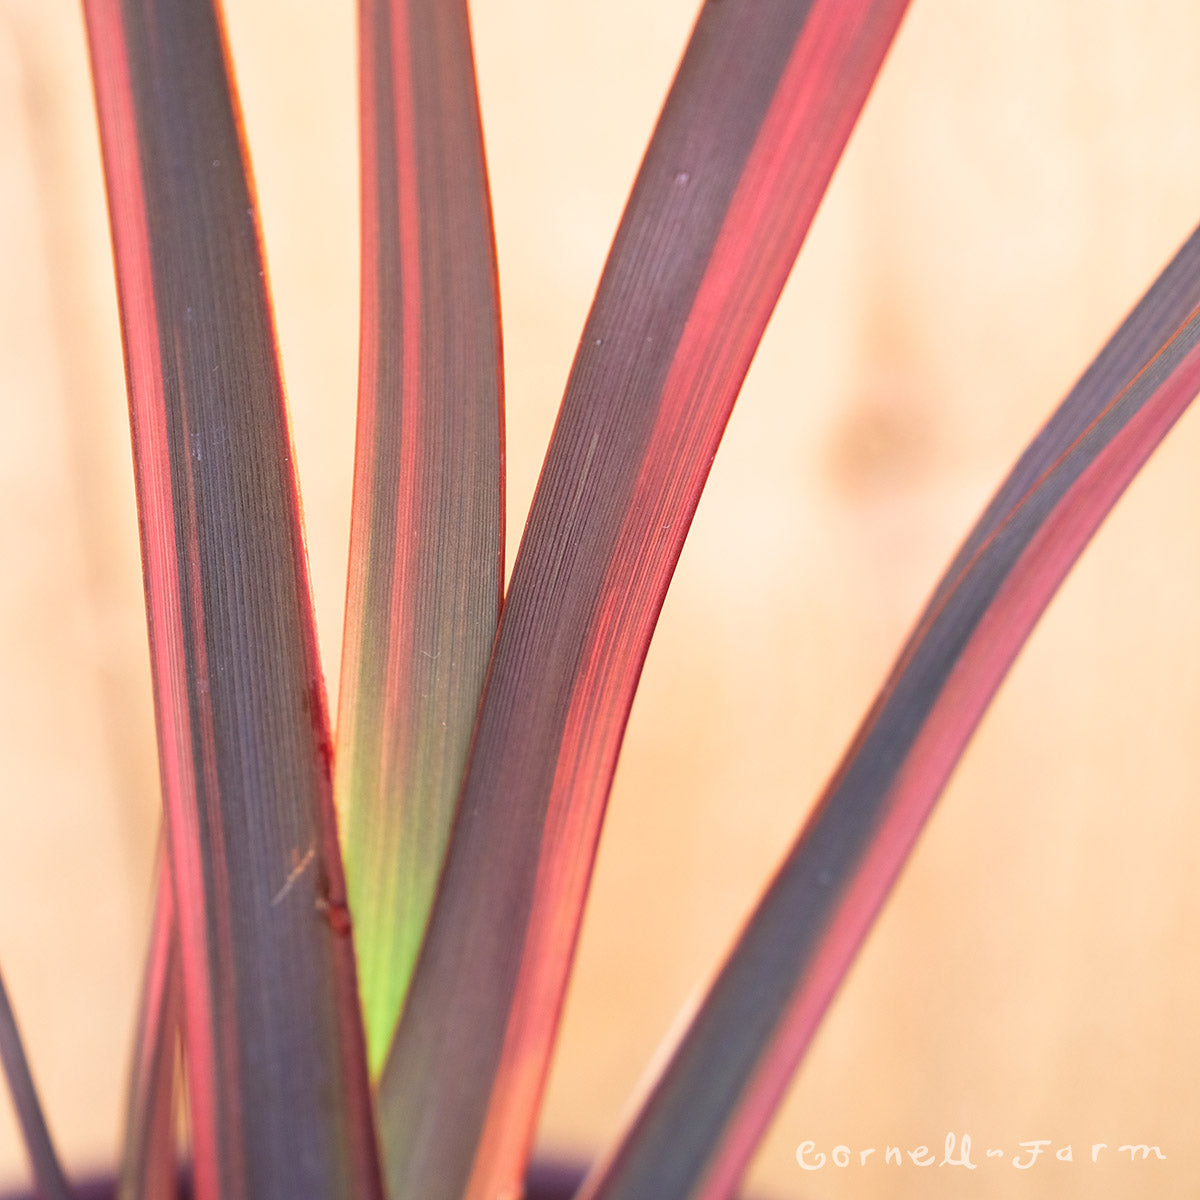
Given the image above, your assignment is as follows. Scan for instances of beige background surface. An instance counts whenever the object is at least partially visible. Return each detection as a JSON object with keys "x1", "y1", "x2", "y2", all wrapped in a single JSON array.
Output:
[{"x1": 1, "y1": 1, "x2": 1199, "y2": 1197}]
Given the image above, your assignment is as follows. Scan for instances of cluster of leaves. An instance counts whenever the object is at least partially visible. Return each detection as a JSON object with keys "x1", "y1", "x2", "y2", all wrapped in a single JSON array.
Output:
[{"x1": 2, "y1": 1, "x2": 1198, "y2": 1199}]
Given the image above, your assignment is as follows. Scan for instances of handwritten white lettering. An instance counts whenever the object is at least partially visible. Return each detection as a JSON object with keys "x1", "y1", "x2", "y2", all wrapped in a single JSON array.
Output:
[{"x1": 793, "y1": 1133, "x2": 1166, "y2": 1172}]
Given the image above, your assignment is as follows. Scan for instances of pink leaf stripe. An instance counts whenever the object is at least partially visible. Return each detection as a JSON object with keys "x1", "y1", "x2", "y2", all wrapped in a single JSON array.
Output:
[
  {"x1": 118, "y1": 860, "x2": 181, "y2": 1200},
  {"x1": 580, "y1": 225, "x2": 1200, "y2": 1200},
  {"x1": 336, "y1": 0, "x2": 503, "y2": 1080},
  {"x1": 0, "y1": 970, "x2": 74, "y2": 1200},
  {"x1": 376, "y1": 2, "x2": 910, "y2": 1197},
  {"x1": 932, "y1": 223, "x2": 1200, "y2": 607},
  {"x1": 82, "y1": 3, "x2": 383, "y2": 1198}
]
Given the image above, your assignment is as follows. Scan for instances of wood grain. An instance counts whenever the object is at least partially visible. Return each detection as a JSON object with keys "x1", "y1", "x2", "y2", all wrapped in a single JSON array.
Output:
[{"x1": 1, "y1": 1, "x2": 1198, "y2": 1196}]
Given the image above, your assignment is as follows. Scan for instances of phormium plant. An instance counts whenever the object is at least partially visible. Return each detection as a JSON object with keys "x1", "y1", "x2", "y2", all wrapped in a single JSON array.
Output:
[{"x1": 1, "y1": 1, "x2": 1196, "y2": 1198}]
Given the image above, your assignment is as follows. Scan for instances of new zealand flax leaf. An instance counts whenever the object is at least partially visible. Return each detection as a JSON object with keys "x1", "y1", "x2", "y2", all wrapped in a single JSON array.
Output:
[
  {"x1": 376, "y1": 2, "x2": 911, "y2": 1196},
  {"x1": 83, "y1": 3, "x2": 384, "y2": 1196}
]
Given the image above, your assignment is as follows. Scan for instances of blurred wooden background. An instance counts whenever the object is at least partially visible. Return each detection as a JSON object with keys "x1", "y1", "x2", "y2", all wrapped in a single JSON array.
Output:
[{"x1": 1, "y1": 1, "x2": 1199, "y2": 1196}]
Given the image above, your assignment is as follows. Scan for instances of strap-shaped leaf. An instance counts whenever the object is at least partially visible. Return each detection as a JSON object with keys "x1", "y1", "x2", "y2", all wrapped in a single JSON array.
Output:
[
  {"x1": 0, "y1": 969, "x2": 74, "y2": 1200},
  {"x1": 336, "y1": 0, "x2": 503, "y2": 1079},
  {"x1": 118, "y1": 860, "x2": 180, "y2": 1200},
  {"x1": 931, "y1": 229, "x2": 1200, "y2": 609},
  {"x1": 578, "y1": 225, "x2": 1200, "y2": 1200},
  {"x1": 82, "y1": 4, "x2": 384, "y2": 1197},
  {"x1": 376, "y1": 1, "x2": 910, "y2": 1196}
]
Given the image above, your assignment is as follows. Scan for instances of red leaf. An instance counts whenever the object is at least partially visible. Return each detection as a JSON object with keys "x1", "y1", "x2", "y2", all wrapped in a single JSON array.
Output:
[
  {"x1": 336, "y1": 0, "x2": 504, "y2": 1079},
  {"x1": 578, "y1": 225, "x2": 1200, "y2": 1200},
  {"x1": 118, "y1": 858, "x2": 180, "y2": 1200},
  {"x1": 0, "y1": 970, "x2": 74, "y2": 1200},
  {"x1": 82, "y1": 3, "x2": 384, "y2": 1196},
  {"x1": 375, "y1": 2, "x2": 910, "y2": 1196}
]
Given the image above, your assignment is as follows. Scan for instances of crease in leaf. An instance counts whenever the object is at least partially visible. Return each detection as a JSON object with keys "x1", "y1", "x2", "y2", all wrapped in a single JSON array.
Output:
[
  {"x1": 375, "y1": 1, "x2": 910, "y2": 1196},
  {"x1": 82, "y1": 2, "x2": 384, "y2": 1197},
  {"x1": 336, "y1": 0, "x2": 504, "y2": 1080},
  {"x1": 578, "y1": 224, "x2": 1200, "y2": 1200}
]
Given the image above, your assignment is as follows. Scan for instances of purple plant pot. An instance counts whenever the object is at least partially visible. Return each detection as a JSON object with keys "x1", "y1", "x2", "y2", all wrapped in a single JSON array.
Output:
[{"x1": 1, "y1": 1159, "x2": 587, "y2": 1200}]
